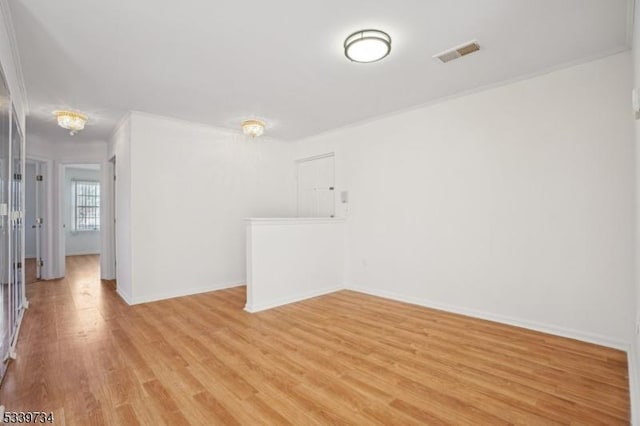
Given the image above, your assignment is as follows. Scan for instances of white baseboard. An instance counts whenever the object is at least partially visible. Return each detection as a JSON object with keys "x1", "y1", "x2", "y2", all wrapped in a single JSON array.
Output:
[
  {"x1": 116, "y1": 287, "x2": 132, "y2": 305},
  {"x1": 9, "y1": 306, "x2": 25, "y2": 355},
  {"x1": 245, "y1": 286, "x2": 342, "y2": 313},
  {"x1": 131, "y1": 281, "x2": 245, "y2": 305},
  {"x1": 345, "y1": 285, "x2": 630, "y2": 351},
  {"x1": 630, "y1": 346, "x2": 639, "y2": 426},
  {"x1": 65, "y1": 250, "x2": 100, "y2": 256}
]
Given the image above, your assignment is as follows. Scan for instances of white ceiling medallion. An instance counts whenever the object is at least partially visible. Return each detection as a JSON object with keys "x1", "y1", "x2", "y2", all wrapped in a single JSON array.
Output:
[
  {"x1": 53, "y1": 110, "x2": 88, "y2": 135},
  {"x1": 242, "y1": 119, "x2": 266, "y2": 138},
  {"x1": 344, "y1": 29, "x2": 391, "y2": 63}
]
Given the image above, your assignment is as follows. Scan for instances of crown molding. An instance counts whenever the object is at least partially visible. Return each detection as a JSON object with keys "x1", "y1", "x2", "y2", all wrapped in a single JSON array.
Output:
[{"x1": 0, "y1": 0, "x2": 29, "y2": 115}]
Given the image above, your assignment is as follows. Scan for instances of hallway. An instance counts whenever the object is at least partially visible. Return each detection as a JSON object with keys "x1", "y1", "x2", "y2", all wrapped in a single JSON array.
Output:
[{"x1": 0, "y1": 255, "x2": 116, "y2": 423}]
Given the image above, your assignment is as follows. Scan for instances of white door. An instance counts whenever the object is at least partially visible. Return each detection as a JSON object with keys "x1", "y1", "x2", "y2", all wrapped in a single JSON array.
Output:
[
  {"x1": 297, "y1": 154, "x2": 335, "y2": 217},
  {"x1": 34, "y1": 163, "x2": 43, "y2": 280}
]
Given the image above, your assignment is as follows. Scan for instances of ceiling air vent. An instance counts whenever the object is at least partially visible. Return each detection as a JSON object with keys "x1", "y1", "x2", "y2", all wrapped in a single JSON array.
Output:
[{"x1": 433, "y1": 40, "x2": 480, "y2": 63}]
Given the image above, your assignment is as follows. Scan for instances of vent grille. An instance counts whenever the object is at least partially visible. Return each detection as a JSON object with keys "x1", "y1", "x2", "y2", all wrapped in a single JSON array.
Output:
[{"x1": 433, "y1": 41, "x2": 480, "y2": 63}]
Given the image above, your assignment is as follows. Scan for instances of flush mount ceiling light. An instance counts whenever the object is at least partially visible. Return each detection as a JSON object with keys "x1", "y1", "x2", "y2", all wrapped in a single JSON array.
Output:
[
  {"x1": 53, "y1": 110, "x2": 88, "y2": 135},
  {"x1": 344, "y1": 29, "x2": 391, "y2": 63},
  {"x1": 242, "y1": 119, "x2": 266, "y2": 138}
]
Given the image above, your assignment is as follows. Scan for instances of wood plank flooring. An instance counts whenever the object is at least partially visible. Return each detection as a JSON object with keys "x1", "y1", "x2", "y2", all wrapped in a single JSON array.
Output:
[
  {"x1": 25, "y1": 258, "x2": 39, "y2": 285},
  {"x1": 0, "y1": 255, "x2": 630, "y2": 425}
]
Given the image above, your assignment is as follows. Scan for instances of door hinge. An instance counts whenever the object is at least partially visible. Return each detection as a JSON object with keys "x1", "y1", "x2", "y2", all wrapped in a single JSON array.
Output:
[
  {"x1": 36, "y1": 217, "x2": 43, "y2": 225},
  {"x1": 14, "y1": 262, "x2": 22, "y2": 269},
  {"x1": 38, "y1": 259, "x2": 44, "y2": 267},
  {"x1": 13, "y1": 173, "x2": 21, "y2": 181},
  {"x1": 36, "y1": 175, "x2": 43, "y2": 181}
]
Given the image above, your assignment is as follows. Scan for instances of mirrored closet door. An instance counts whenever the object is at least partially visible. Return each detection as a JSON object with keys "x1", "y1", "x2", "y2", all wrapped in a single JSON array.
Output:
[{"x1": 0, "y1": 68, "x2": 25, "y2": 383}]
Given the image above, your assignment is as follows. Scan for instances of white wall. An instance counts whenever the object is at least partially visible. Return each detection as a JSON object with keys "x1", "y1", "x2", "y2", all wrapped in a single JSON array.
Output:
[
  {"x1": 631, "y1": 0, "x2": 640, "y2": 420},
  {"x1": 109, "y1": 115, "x2": 132, "y2": 301},
  {"x1": 64, "y1": 167, "x2": 100, "y2": 256},
  {"x1": 295, "y1": 52, "x2": 636, "y2": 349},
  {"x1": 124, "y1": 112, "x2": 294, "y2": 304},
  {"x1": 245, "y1": 218, "x2": 345, "y2": 312}
]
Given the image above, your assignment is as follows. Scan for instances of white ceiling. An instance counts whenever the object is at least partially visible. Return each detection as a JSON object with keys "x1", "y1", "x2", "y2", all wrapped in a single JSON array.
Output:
[{"x1": 9, "y1": 0, "x2": 631, "y2": 143}]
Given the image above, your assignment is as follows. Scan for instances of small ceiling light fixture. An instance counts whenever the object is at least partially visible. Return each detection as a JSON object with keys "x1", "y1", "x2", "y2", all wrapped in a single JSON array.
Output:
[
  {"x1": 344, "y1": 29, "x2": 391, "y2": 63},
  {"x1": 53, "y1": 110, "x2": 88, "y2": 135},
  {"x1": 241, "y1": 119, "x2": 266, "y2": 138}
]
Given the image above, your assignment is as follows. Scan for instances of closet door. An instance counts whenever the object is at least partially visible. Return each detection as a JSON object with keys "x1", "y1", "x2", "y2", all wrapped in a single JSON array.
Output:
[
  {"x1": 0, "y1": 69, "x2": 10, "y2": 380},
  {"x1": 10, "y1": 107, "x2": 23, "y2": 340},
  {"x1": 296, "y1": 154, "x2": 335, "y2": 217}
]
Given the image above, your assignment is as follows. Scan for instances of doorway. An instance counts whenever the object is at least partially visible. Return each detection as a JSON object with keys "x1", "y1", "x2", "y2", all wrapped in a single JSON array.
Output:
[
  {"x1": 61, "y1": 164, "x2": 102, "y2": 275},
  {"x1": 24, "y1": 160, "x2": 45, "y2": 284},
  {"x1": 296, "y1": 153, "x2": 335, "y2": 217}
]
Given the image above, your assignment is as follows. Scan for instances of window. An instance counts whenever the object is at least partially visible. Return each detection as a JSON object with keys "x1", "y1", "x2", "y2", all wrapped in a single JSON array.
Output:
[{"x1": 73, "y1": 180, "x2": 100, "y2": 231}]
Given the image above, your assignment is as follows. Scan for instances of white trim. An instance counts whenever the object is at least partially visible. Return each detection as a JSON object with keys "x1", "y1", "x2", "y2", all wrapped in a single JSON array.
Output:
[
  {"x1": 245, "y1": 223, "x2": 253, "y2": 310},
  {"x1": 296, "y1": 152, "x2": 335, "y2": 163},
  {"x1": 131, "y1": 281, "x2": 245, "y2": 305},
  {"x1": 245, "y1": 217, "x2": 346, "y2": 225},
  {"x1": 56, "y1": 162, "x2": 103, "y2": 279},
  {"x1": 244, "y1": 285, "x2": 342, "y2": 313},
  {"x1": 100, "y1": 159, "x2": 115, "y2": 280},
  {"x1": 65, "y1": 250, "x2": 100, "y2": 256},
  {"x1": 116, "y1": 286, "x2": 132, "y2": 305},
  {"x1": 25, "y1": 156, "x2": 53, "y2": 279},
  {"x1": 108, "y1": 111, "x2": 133, "y2": 142},
  {"x1": 345, "y1": 285, "x2": 630, "y2": 351},
  {"x1": 630, "y1": 347, "x2": 640, "y2": 426},
  {"x1": 8, "y1": 304, "x2": 25, "y2": 357}
]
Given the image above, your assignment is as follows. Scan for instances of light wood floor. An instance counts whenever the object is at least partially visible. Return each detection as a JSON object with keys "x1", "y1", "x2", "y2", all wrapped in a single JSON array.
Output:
[
  {"x1": 25, "y1": 258, "x2": 39, "y2": 285},
  {"x1": 0, "y1": 255, "x2": 630, "y2": 425}
]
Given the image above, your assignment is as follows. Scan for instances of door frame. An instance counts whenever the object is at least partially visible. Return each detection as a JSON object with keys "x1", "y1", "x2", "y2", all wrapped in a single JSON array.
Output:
[
  {"x1": 25, "y1": 156, "x2": 52, "y2": 280},
  {"x1": 56, "y1": 162, "x2": 103, "y2": 278},
  {"x1": 296, "y1": 152, "x2": 335, "y2": 217}
]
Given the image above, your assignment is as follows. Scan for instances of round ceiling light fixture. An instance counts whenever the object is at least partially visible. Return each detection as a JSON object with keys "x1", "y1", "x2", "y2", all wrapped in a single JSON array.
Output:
[
  {"x1": 344, "y1": 29, "x2": 391, "y2": 63},
  {"x1": 53, "y1": 110, "x2": 88, "y2": 135},
  {"x1": 241, "y1": 119, "x2": 266, "y2": 138}
]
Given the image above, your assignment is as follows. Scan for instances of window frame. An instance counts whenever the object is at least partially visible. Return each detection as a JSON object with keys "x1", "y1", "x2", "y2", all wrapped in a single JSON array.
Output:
[{"x1": 72, "y1": 180, "x2": 100, "y2": 232}]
